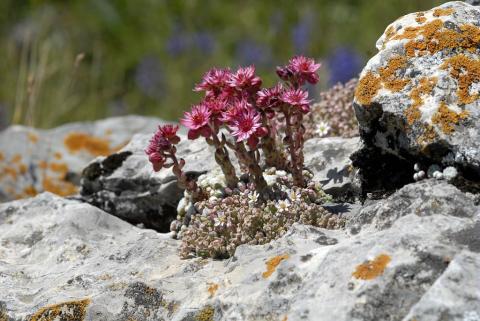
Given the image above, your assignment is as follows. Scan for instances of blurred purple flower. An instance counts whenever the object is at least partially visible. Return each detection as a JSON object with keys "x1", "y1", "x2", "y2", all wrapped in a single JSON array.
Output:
[
  {"x1": 235, "y1": 40, "x2": 272, "y2": 67},
  {"x1": 327, "y1": 47, "x2": 363, "y2": 85},
  {"x1": 193, "y1": 32, "x2": 216, "y2": 55},
  {"x1": 134, "y1": 56, "x2": 164, "y2": 99},
  {"x1": 292, "y1": 21, "x2": 310, "y2": 54},
  {"x1": 166, "y1": 32, "x2": 190, "y2": 56}
]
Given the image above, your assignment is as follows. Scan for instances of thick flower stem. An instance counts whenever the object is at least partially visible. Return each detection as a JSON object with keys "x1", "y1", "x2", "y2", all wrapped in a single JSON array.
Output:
[
  {"x1": 170, "y1": 155, "x2": 203, "y2": 202},
  {"x1": 235, "y1": 142, "x2": 268, "y2": 192},
  {"x1": 214, "y1": 147, "x2": 239, "y2": 188},
  {"x1": 284, "y1": 111, "x2": 305, "y2": 187},
  {"x1": 210, "y1": 133, "x2": 239, "y2": 188},
  {"x1": 260, "y1": 114, "x2": 285, "y2": 170}
]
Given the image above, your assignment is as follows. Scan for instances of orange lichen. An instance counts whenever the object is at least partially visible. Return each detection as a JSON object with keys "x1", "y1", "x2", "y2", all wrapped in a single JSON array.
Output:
[
  {"x1": 3, "y1": 167, "x2": 17, "y2": 180},
  {"x1": 405, "y1": 77, "x2": 438, "y2": 125},
  {"x1": 355, "y1": 72, "x2": 381, "y2": 105},
  {"x1": 28, "y1": 132, "x2": 39, "y2": 144},
  {"x1": 431, "y1": 102, "x2": 469, "y2": 134},
  {"x1": 53, "y1": 152, "x2": 63, "y2": 160},
  {"x1": 28, "y1": 298, "x2": 90, "y2": 321},
  {"x1": 415, "y1": 16, "x2": 427, "y2": 24},
  {"x1": 18, "y1": 163, "x2": 28, "y2": 174},
  {"x1": 392, "y1": 19, "x2": 480, "y2": 57},
  {"x1": 262, "y1": 254, "x2": 289, "y2": 279},
  {"x1": 433, "y1": 8, "x2": 455, "y2": 17},
  {"x1": 38, "y1": 160, "x2": 48, "y2": 169},
  {"x1": 42, "y1": 175, "x2": 78, "y2": 197},
  {"x1": 379, "y1": 56, "x2": 410, "y2": 92},
  {"x1": 0, "y1": 152, "x2": 4, "y2": 161},
  {"x1": 441, "y1": 54, "x2": 480, "y2": 104},
  {"x1": 49, "y1": 162, "x2": 69, "y2": 174},
  {"x1": 352, "y1": 254, "x2": 391, "y2": 280},
  {"x1": 64, "y1": 132, "x2": 112, "y2": 156},
  {"x1": 282, "y1": 316, "x2": 288, "y2": 321},
  {"x1": 12, "y1": 154, "x2": 22, "y2": 163},
  {"x1": 23, "y1": 185, "x2": 38, "y2": 198},
  {"x1": 418, "y1": 124, "x2": 438, "y2": 146},
  {"x1": 207, "y1": 283, "x2": 219, "y2": 297}
]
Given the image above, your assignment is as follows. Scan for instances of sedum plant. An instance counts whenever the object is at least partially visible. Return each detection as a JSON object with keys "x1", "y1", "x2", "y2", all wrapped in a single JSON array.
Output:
[{"x1": 146, "y1": 56, "x2": 343, "y2": 258}]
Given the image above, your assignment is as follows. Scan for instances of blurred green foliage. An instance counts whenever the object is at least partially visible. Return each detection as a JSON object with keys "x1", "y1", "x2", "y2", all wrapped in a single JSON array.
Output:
[{"x1": 0, "y1": 0, "x2": 442, "y2": 128}]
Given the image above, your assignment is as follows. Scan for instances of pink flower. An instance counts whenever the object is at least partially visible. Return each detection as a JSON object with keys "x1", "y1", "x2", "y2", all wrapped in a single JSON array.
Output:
[
  {"x1": 181, "y1": 104, "x2": 211, "y2": 130},
  {"x1": 230, "y1": 108, "x2": 266, "y2": 148},
  {"x1": 148, "y1": 152, "x2": 166, "y2": 172},
  {"x1": 204, "y1": 99, "x2": 227, "y2": 115},
  {"x1": 288, "y1": 56, "x2": 321, "y2": 84},
  {"x1": 227, "y1": 66, "x2": 262, "y2": 91},
  {"x1": 181, "y1": 104, "x2": 213, "y2": 140},
  {"x1": 281, "y1": 88, "x2": 311, "y2": 113},
  {"x1": 220, "y1": 98, "x2": 252, "y2": 123},
  {"x1": 158, "y1": 124, "x2": 180, "y2": 144},
  {"x1": 256, "y1": 83, "x2": 284, "y2": 110},
  {"x1": 195, "y1": 68, "x2": 232, "y2": 98}
]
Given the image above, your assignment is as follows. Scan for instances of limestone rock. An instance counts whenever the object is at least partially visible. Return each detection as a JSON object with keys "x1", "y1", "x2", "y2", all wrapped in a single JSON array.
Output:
[
  {"x1": 80, "y1": 133, "x2": 216, "y2": 231},
  {"x1": 0, "y1": 116, "x2": 166, "y2": 202},
  {"x1": 1, "y1": 179, "x2": 478, "y2": 320},
  {"x1": 80, "y1": 135, "x2": 361, "y2": 230},
  {"x1": 353, "y1": 1, "x2": 480, "y2": 194}
]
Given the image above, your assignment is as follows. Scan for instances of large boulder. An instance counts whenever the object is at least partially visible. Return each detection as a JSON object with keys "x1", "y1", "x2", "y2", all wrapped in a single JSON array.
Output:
[
  {"x1": 0, "y1": 116, "x2": 166, "y2": 202},
  {"x1": 80, "y1": 134, "x2": 361, "y2": 231},
  {"x1": 353, "y1": 1, "x2": 480, "y2": 195},
  {"x1": 80, "y1": 133, "x2": 216, "y2": 231},
  {"x1": 0, "y1": 179, "x2": 478, "y2": 321}
]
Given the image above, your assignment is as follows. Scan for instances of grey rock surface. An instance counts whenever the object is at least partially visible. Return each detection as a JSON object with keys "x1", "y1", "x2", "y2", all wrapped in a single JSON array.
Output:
[
  {"x1": 0, "y1": 115, "x2": 166, "y2": 202},
  {"x1": 1, "y1": 179, "x2": 478, "y2": 321},
  {"x1": 353, "y1": 1, "x2": 480, "y2": 193},
  {"x1": 80, "y1": 134, "x2": 361, "y2": 230}
]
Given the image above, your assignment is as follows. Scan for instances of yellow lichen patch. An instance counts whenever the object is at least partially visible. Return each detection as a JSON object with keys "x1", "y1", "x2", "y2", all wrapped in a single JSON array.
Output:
[
  {"x1": 38, "y1": 160, "x2": 48, "y2": 169},
  {"x1": 0, "y1": 152, "x2": 4, "y2": 161},
  {"x1": 432, "y1": 102, "x2": 469, "y2": 134},
  {"x1": 196, "y1": 305, "x2": 214, "y2": 321},
  {"x1": 433, "y1": 7, "x2": 455, "y2": 17},
  {"x1": 64, "y1": 132, "x2": 112, "y2": 156},
  {"x1": 282, "y1": 316, "x2": 288, "y2": 321},
  {"x1": 28, "y1": 298, "x2": 90, "y2": 321},
  {"x1": 28, "y1": 132, "x2": 39, "y2": 144},
  {"x1": 379, "y1": 56, "x2": 410, "y2": 92},
  {"x1": 355, "y1": 72, "x2": 382, "y2": 105},
  {"x1": 18, "y1": 163, "x2": 28, "y2": 174},
  {"x1": 3, "y1": 167, "x2": 17, "y2": 180},
  {"x1": 415, "y1": 16, "x2": 427, "y2": 24},
  {"x1": 405, "y1": 77, "x2": 438, "y2": 125},
  {"x1": 418, "y1": 124, "x2": 438, "y2": 146},
  {"x1": 53, "y1": 152, "x2": 63, "y2": 160},
  {"x1": 42, "y1": 175, "x2": 78, "y2": 197},
  {"x1": 385, "y1": 25, "x2": 396, "y2": 42},
  {"x1": 207, "y1": 283, "x2": 219, "y2": 297},
  {"x1": 23, "y1": 185, "x2": 38, "y2": 198},
  {"x1": 262, "y1": 254, "x2": 290, "y2": 279},
  {"x1": 442, "y1": 54, "x2": 480, "y2": 104},
  {"x1": 12, "y1": 154, "x2": 22, "y2": 163},
  {"x1": 49, "y1": 162, "x2": 69, "y2": 175},
  {"x1": 393, "y1": 19, "x2": 480, "y2": 57},
  {"x1": 352, "y1": 254, "x2": 391, "y2": 280}
]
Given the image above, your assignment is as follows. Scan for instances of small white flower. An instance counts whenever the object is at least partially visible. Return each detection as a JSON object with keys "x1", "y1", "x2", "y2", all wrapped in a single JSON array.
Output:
[
  {"x1": 276, "y1": 199, "x2": 291, "y2": 213},
  {"x1": 289, "y1": 190, "x2": 301, "y2": 202},
  {"x1": 213, "y1": 212, "x2": 226, "y2": 227},
  {"x1": 248, "y1": 191, "x2": 259, "y2": 204},
  {"x1": 315, "y1": 121, "x2": 331, "y2": 137}
]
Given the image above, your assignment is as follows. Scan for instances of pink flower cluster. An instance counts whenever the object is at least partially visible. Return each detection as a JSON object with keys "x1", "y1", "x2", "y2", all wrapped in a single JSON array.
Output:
[{"x1": 146, "y1": 56, "x2": 321, "y2": 194}]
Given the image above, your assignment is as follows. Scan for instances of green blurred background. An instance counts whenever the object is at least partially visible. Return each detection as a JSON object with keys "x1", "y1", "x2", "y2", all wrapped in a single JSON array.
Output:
[{"x1": 0, "y1": 0, "x2": 443, "y2": 129}]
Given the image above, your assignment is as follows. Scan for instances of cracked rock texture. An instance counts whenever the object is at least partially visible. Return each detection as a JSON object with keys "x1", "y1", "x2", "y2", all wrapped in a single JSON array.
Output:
[
  {"x1": 0, "y1": 180, "x2": 478, "y2": 320},
  {"x1": 353, "y1": 1, "x2": 480, "y2": 193},
  {"x1": 80, "y1": 134, "x2": 361, "y2": 231},
  {"x1": 0, "y1": 116, "x2": 166, "y2": 202}
]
